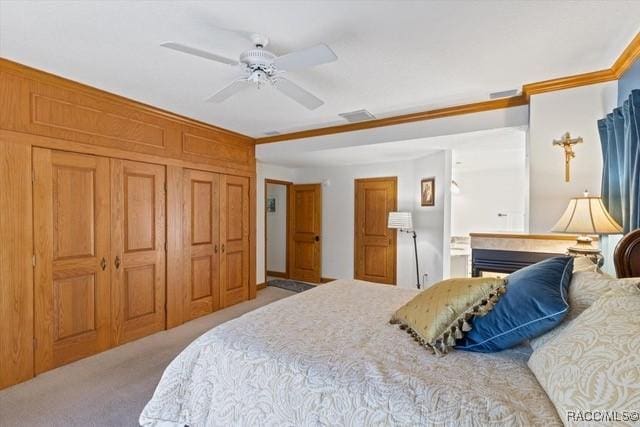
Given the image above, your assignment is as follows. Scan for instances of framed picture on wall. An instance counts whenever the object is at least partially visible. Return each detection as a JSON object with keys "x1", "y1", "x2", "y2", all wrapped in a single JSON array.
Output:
[
  {"x1": 421, "y1": 177, "x2": 435, "y2": 206},
  {"x1": 267, "y1": 196, "x2": 276, "y2": 214}
]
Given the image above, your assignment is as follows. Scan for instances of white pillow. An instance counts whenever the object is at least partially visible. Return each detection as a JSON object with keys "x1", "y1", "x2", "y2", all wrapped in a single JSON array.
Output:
[
  {"x1": 528, "y1": 282, "x2": 640, "y2": 426},
  {"x1": 530, "y1": 272, "x2": 640, "y2": 350}
]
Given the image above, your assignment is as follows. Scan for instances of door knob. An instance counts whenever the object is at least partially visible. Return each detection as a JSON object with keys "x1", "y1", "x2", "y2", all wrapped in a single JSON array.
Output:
[
  {"x1": 214, "y1": 244, "x2": 218, "y2": 254},
  {"x1": 100, "y1": 257, "x2": 107, "y2": 271},
  {"x1": 315, "y1": 236, "x2": 320, "y2": 242},
  {"x1": 114, "y1": 256, "x2": 121, "y2": 270},
  {"x1": 221, "y1": 244, "x2": 225, "y2": 253}
]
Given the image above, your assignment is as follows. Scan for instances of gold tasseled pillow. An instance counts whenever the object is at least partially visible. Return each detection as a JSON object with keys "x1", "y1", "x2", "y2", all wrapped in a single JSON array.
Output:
[{"x1": 390, "y1": 277, "x2": 506, "y2": 355}]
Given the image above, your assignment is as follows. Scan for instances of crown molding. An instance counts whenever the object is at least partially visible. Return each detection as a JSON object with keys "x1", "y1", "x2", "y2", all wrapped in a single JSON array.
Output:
[
  {"x1": 255, "y1": 95, "x2": 527, "y2": 144},
  {"x1": 522, "y1": 32, "x2": 640, "y2": 99},
  {"x1": 612, "y1": 31, "x2": 640, "y2": 78},
  {"x1": 256, "y1": 31, "x2": 640, "y2": 144},
  {"x1": 522, "y1": 69, "x2": 617, "y2": 99}
]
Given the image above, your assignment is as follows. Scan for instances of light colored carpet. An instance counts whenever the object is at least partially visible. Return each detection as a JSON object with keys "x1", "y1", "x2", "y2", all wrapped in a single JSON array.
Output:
[{"x1": 0, "y1": 287, "x2": 294, "y2": 427}]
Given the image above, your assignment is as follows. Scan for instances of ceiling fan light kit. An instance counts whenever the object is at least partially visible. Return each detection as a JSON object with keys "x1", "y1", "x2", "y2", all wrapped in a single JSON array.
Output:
[{"x1": 161, "y1": 30, "x2": 337, "y2": 110}]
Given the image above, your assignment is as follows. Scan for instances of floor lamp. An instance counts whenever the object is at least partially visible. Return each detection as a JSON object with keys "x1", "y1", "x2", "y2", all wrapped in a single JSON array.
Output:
[{"x1": 388, "y1": 212, "x2": 420, "y2": 289}]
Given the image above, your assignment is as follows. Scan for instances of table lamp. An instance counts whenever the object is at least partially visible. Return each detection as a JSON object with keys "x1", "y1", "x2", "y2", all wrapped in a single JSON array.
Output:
[{"x1": 551, "y1": 193, "x2": 623, "y2": 264}]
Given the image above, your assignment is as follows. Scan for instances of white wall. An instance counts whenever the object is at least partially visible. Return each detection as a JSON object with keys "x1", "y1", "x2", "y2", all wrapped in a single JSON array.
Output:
[
  {"x1": 254, "y1": 82, "x2": 620, "y2": 284},
  {"x1": 256, "y1": 162, "x2": 296, "y2": 284},
  {"x1": 266, "y1": 183, "x2": 287, "y2": 273},
  {"x1": 257, "y1": 152, "x2": 452, "y2": 289},
  {"x1": 294, "y1": 160, "x2": 418, "y2": 287},
  {"x1": 528, "y1": 82, "x2": 618, "y2": 232},
  {"x1": 452, "y1": 167, "x2": 527, "y2": 235},
  {"x1": 413, "y1": 151, "x2": 452, "y2": 286},
  {"x1": 451, "y1": 134, "x2": 528, "y2": 237}
]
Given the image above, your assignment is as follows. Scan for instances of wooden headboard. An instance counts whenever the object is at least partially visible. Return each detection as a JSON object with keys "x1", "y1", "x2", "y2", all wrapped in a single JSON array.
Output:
[{"x1": 614, "y1": 229, "x2": 640, "y2": 278}]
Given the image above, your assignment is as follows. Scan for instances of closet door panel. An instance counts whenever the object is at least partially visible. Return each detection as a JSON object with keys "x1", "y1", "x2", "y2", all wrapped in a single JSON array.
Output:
[
  {"x1": 220, "y1": 175, "x2": 249, "y2": 308},
  {"x1": 183, "y1": 169, "x2": 220, "y2": 319},
  {"x1": 33, "y1": 149, "x2": 111, "y2": 373},
  {"x1": 166, "y1": 165, "x2": 185, "y2": 328},
  {"x1": 111, "y1": 159, "x2": 166, "y2": 345}
]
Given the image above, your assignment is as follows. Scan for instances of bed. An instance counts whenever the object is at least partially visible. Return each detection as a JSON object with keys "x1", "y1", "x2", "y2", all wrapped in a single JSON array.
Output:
[
  {"x1": 140, "y1": 280, "x2": 560, "y2": 426},
  {"x1": 140, "y1": 232, "x2": 640, "y2": 427}
]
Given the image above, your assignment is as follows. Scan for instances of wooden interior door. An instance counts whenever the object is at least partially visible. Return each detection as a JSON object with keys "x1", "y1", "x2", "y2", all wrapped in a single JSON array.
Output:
[
  {"x1": 288, "y1": 184, "x2": 322, "y2": 283},
  {"x1": 33, "y1": 148, "x2": 111, "y2": 373},
  {"x1": 111, "y1": 159, "x2": 166, "y2": 345},
  {"x1": 183, "y1": 169, "x2": 220, "y2": 319},
  {"x1": 220, "y1": 175, "x2": 250, "y2": 307},
  {"x1": 354, "y1": 177, "x2": 397, "y2": 284}
]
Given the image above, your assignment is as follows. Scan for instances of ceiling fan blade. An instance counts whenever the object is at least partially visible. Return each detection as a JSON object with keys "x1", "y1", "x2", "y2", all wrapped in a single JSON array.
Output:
[
  {"x1": 206, "y1": 79, "x2": 251, "y2": 103},
  {"x1": 274, "y1": 43, "x2": 337, "y2": 72},
  {"x1": 212, "y1": 25, "x2": 255, "y2": 41},
  {"x1": 214, "y1": 26, "x2": 269, "y2": 47},
  {"x1": 274, "y1": 77, "x2": 324, "y2": 110},
  {"x1": 161, "y1": 42, "x2": 238, "y2": 66}
]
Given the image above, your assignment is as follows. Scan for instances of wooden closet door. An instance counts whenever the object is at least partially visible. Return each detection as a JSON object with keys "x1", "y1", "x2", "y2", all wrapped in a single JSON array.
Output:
[
  {"x1": 33, "y1": 149, "x2": 111, "y2": 373},
  {"x1": 288, "y1": 184, "x2": 322, "y2": 283},
  {"x1": 354, "y1": 177, "x2": 397, "y2": 284},
  {"x1": 111, "y1": 160, "x2": 166, "y2": 345},
  {"x1": 183, "y1": 169, "x2": 220, "y2": 319},
  {"x1": 220, "y1": 175, "x2": 250, "y2": 308}
]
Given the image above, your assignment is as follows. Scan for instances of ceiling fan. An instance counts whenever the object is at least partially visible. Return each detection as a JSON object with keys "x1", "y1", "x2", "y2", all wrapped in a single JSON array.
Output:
[{"x1": 161, "y1": 31, "x2": 337, "y2": 110}]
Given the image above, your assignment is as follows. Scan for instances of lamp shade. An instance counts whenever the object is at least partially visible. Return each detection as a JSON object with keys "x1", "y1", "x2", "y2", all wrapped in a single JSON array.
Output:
[
  {"x1": 551, "y1": 196, "x2": 622, "y2": 235},
  {"x1": 388, "y1": 212, "x2": 412, "y2": 229}
]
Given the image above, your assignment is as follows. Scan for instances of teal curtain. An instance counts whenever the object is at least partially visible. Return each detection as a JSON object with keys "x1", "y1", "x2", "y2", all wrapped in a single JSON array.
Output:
[{"x1": 598, "y1": 89, "x2": 640, "y2": 233}]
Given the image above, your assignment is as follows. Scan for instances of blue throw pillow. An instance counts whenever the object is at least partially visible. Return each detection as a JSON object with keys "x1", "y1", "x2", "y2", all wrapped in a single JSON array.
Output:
[{"x1": 456, "y1": 256, "x2": 574, "y2": 353}]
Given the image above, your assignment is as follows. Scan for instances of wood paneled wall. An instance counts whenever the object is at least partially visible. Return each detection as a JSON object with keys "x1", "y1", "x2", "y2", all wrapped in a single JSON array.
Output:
[
  {"x1": 0, "y1": 59, "x2": 255, "y2": 174},
  {"x1": 0, "y1": 58, "x2": 257, "y2": 389},
  {"x1": 0, "y1": 140, "x2": 33, "y2": 389}
]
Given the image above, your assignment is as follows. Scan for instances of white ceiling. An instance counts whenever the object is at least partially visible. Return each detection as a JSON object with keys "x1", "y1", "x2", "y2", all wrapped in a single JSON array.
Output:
[
  {"x1": 257, "y1": 127, "x2": 526, "y2": 168},
  {"x1": 1, "y1": 1, "x2": 638, "y2": 137}
]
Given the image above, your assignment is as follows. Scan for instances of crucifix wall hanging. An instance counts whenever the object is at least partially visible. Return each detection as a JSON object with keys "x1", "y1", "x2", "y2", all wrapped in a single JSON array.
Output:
[{"x1": 553, "y1": 132, "x2": 583, "y2": 182}]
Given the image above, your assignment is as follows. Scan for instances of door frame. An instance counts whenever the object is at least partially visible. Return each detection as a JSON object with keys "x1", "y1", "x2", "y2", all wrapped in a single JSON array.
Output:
[
  {"x1": 353, "y1": 176, "x2": 398, "y2": 285},
  {"x1": 264, "y1": 179, "x2": 292, "y2": 282}
]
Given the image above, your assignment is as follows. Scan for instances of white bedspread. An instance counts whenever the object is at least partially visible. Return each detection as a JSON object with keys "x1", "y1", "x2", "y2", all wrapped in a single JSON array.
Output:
[{"x1": 140, "y1": 280, "x2": 561, "y2": 426}]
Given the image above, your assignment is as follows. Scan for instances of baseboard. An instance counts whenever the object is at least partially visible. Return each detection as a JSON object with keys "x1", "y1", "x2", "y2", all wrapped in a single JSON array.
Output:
[
  {"x1": 320, "y1": 277, "x2": 336, "y2": 283},
  {"x1": 266, "y1": 270, "x2": 288, "y2": 278},
  {"x1": 256, "y1": 282, "x2": 267, "y2": 290}
]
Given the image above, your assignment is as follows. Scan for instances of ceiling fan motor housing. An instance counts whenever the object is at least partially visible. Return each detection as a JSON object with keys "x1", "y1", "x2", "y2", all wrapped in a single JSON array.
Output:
[
  {"x1": 240, "y1": 49, "x2": 275, "y2": 66},
  {"x1": 241, "y1": 49, "x2": 277, "y2": 87}
]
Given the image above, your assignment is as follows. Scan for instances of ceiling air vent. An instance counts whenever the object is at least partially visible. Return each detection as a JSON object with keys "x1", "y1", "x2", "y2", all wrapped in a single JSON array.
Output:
[
  {"x1": 263, "y1": 130, "x2": 280, "y2": 136},
  {"x1": 339, "y1": 109, "x2": 376, "y2": 123},
  {"x1": 489, "y1": 89, "x2": 519, "y2": 99}
]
